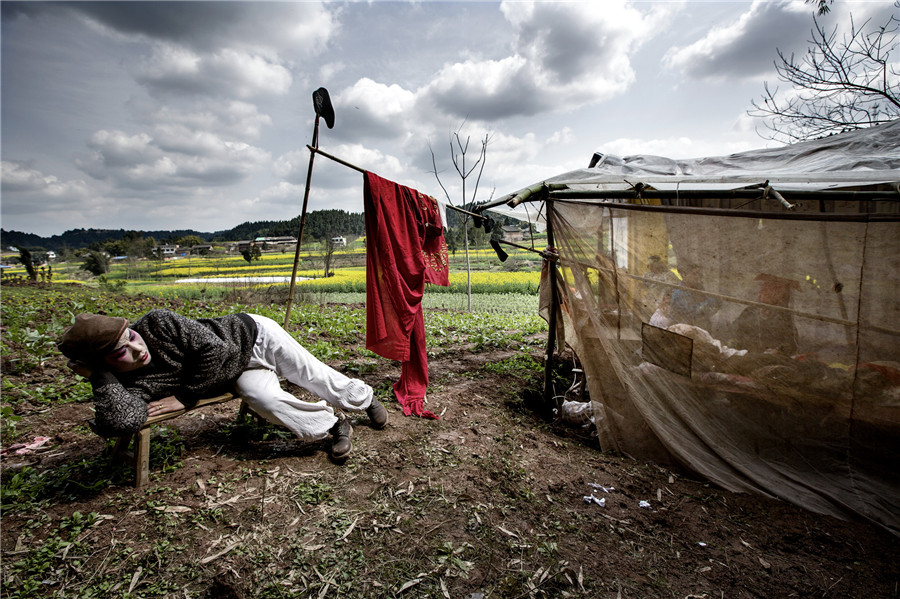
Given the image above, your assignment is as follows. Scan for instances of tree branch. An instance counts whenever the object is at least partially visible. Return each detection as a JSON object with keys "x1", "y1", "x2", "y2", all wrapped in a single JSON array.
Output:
[{"x1": 749, "y1": 3, "x2": 900, "y2": 142}]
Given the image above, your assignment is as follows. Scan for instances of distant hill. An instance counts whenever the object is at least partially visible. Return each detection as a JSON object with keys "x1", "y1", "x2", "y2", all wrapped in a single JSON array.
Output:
[
  {"x1": 0, "y1": 209, "x2": 365, "y2": 252},
  {"x1": 1, "y1": 228, "x2": 214, "y2": 252}
]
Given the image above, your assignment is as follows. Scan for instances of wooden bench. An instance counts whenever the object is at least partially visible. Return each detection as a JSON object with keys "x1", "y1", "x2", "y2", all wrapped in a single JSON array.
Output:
[{"x1": 88, "y1": 393, "x2": 254, "y2": 488}]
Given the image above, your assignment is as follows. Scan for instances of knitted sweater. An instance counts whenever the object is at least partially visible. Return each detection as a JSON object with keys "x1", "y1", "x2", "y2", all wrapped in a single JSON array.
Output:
[{"x1": 89, "y1": 310, "x2": 258, "y2": 437}]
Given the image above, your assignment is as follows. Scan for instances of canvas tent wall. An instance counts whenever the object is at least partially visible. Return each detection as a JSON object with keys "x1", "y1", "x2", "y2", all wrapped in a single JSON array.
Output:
[{"x1": 483, "y1": 120, "x2": 900, "y2": 535}]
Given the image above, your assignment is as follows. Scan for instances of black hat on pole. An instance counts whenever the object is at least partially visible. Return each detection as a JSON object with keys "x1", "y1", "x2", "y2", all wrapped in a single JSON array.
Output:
[{"x1": 312, "y1": 87, "x2": 335, "y2": 129}]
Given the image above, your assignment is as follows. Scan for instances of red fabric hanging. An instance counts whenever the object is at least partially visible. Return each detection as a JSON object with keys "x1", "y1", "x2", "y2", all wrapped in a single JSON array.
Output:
[{"x1": 364, "y1": 172, "x2": 449, "y2": 418}]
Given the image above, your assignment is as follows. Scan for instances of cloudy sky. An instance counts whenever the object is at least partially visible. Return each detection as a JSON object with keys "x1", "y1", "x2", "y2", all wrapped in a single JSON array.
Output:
[{"x1": 2, "y1": 1, "x2": 895, "y2": 237}]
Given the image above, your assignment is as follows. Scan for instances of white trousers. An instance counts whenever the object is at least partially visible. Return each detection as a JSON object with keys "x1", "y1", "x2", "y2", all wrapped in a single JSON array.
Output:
[{"x1": 234, "y1": 314, "x2": 373, "y2": 442}]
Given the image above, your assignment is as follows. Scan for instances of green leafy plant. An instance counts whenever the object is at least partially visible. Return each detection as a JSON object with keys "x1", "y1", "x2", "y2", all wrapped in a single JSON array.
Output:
[
  {"x1": 97, "y1": 275, "x2": 127, "y2": 291},
  {"x1": 483, "y1": 352, "x2": 542, "y2": 377},
  {"x1": 3, "y1": 512, "x2": 99, "y2": 599},
  {"x1": 293, "y1": 479, "x2": 333, "y2": 505},
  {"x1": 434, "y1": 541, "x2": 475, "y2": 577},
  {"x1": 148, "y1": 426, "x2": 185, "y2": 474},
  {"x1": 0, "y1": 457, "x2": 127, "y2": 514},
  {"x1": 1, "y1": 406, "x2": 22, "y2": 439}
]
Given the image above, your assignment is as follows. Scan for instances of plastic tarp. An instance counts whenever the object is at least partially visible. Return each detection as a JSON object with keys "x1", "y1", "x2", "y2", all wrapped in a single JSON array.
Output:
[
  {"x1": 528, "y1": 121, "x2": 900, "y2": 534},
  {"x1": 554, "y1": 118, "x2": 900, "y2": 190}
]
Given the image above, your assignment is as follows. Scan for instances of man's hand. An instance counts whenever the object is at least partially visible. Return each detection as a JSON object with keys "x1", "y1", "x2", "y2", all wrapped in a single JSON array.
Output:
[
  {"x1": 147, "y1": 396, "x2": 185, "y2": 417},
  {"x1": 67, "y1": 359, "x2": 93, "y2": 379}
]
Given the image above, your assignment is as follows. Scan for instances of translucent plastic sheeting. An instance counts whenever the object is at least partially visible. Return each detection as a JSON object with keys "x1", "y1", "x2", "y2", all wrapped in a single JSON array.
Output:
[
  {"x1": 546, "y1": 201, "x2": 900, "y2": 535},
  {"x1": 553, "y1": 119, "x2": 900, "y2": 190}
]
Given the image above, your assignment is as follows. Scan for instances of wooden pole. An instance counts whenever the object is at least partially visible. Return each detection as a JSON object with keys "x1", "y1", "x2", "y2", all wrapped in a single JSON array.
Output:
[
  {"x1": 543, "y1": 199, "x2": 559, "y2": 418},
  {"x1": 307, "y1": 145, "x2": 487, "y2": 221},
  {"x1": 283, "y1": 117, "x2": 321, "y2": 328}
]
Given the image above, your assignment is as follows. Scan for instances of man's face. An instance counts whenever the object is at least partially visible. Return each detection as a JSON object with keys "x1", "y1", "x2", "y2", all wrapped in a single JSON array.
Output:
[
  {"x1": 759, "y1": 284, "x2": 790, "y2": 307},
  {"x1": 682, "y1": 270, "x2": 701, "y2": 288},
  {"x1": 103, "y1": 328, "x2": 151, "y2": 373}
]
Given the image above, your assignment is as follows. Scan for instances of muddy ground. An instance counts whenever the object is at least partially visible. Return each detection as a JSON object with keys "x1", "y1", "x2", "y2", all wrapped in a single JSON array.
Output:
[{"x1": 2, "y1": 336, "x2": 899, "y2": 598}]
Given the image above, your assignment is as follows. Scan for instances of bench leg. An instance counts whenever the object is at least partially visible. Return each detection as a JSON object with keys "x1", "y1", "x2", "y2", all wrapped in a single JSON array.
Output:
[
  {"x1": 238, "y1": 399, "x2": 264, "y2": 424},
  {"x1": 134, "y1": 428, "x2": 151, "y2": 488},
  {"x1": 109, "y1": 435, "x2": 131, "y2": 460},
  {"x1": 99, "y1": 397, "x2": 247, "y2": 487}
]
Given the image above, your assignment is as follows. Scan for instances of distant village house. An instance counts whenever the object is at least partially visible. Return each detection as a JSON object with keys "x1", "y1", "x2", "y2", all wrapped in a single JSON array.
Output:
[
  {"x1": 501, "y1": 225, "x2": 524, "y2": 242},
  {"x1": 154, "y1": 244, "x2": 178, "y2": 258}
]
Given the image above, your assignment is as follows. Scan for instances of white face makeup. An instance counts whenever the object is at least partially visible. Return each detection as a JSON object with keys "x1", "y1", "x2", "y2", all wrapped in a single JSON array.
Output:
[{"x1": 103, "y1": 328, "x2": 151, "y2": 373}]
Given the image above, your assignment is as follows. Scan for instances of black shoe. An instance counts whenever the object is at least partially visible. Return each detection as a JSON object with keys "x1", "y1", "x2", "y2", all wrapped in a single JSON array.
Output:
[
  {"x1": 366, "y1": 398, "x2": 388, "y2": 429},
  {"x1": 330, "y1": 414, "x2": 353, "y2": 459}
]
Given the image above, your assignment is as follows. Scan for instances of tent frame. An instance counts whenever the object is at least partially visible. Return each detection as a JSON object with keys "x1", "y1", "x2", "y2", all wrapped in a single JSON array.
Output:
[{"x1": 475, "y1": 181, "x2": 900, "y2": 414}]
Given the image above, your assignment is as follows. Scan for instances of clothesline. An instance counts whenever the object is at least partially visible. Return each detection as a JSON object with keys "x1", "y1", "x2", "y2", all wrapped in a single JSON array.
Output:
[{"x1": 306, "y1": 145, "x2": 484, "y2": 221}]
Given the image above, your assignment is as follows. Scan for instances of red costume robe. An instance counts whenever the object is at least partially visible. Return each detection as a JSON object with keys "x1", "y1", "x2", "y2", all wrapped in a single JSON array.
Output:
[{"x1": 364, "y1": 172, "x2": 449, "y2": 418}]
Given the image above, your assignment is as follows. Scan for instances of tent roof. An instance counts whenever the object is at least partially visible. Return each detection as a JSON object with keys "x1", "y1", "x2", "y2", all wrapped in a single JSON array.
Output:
[
  {"x1": 485, "y1": 119, "x2": 900, "y2": 225},
  {"x1": 553, "y1": 119, "x2": 900, "y2": 191}
]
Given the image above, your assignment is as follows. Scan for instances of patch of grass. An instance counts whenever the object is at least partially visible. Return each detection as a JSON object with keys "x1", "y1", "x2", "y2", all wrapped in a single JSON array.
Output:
[
  {"x1": 0, "y1": 457, "x2": 128, "y2": 514},
  {"x1": 293, "y1": 479, "x2": 333, "y2": 505},
  {"x1": 483, "y1": 352, "x2": 542, "y2": 377},
  {"x1": 434, "y1": 541, "x2": 476, "y2": 577},
  {"x1": 0, "y1": 426, "x2": 185, "y2": 514},
  {"x1": 148, "y1": 426, "x2": 185, "y2": 475},
  {"x1": 225, "y1": 411, "x2": 292, "y2": 443},
  {"x1": 342, "y1": 359, "x2": 379, "y2": 375},
  {"x1": 306, "y1": 339, "x2": 354, "y2": 362},
  {"x1": 1, "y1": 406, "x2": 23, "y2": 439},
  {"x1": 1, "y1": 324, "x2": 64, "y2": 374},
  {"x1": 3, "y1": 512, "x2": 99, "y2": 599},
  {"x1": 1, "y1": 377, "x2": 92, "y2": 406}
]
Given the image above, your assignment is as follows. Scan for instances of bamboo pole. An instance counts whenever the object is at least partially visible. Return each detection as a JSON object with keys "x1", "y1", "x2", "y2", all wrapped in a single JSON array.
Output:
[
  {"x1": 306, "y1": 145, "x2": 486, "y2": 221},
  {"x1": 549, "y1": 187, "x2": 898, "y2": 203},
  {"x1": 283, "y1": 119, "x2": 321, "y2": 328},
  {"x1": 543, "y1": 200, "x2": 559, "y2": 417}
]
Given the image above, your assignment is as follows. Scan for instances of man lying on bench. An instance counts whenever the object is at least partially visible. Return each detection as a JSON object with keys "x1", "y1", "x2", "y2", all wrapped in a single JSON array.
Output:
[{"x1": 57, "y1": 309, "x2": 388, "y2": 460}]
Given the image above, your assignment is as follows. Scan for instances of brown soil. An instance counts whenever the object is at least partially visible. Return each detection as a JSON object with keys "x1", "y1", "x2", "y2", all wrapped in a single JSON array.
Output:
[{"x1": 2, "y1": 342, "x2": 899, "y2": 598}]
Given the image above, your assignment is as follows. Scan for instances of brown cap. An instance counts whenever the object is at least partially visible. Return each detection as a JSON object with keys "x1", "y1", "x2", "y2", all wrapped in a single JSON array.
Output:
[
  {"x1": 58, "y1": 313, "x2": 128, "y2": 361},
  {"x1": 755, "y1": 273, "x2": 801, "y2": 307}
]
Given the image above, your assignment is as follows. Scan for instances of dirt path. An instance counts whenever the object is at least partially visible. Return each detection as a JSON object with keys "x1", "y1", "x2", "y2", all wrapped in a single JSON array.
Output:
[{"x1": 2, "y1": 345, "x2": 899, "y2": 598}]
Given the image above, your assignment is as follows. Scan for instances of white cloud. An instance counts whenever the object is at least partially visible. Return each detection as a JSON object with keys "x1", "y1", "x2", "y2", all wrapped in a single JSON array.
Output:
[
  {"x1": 546, "y1": 127, "x2": 574, "y2": 147},
  {"x1": 152, "y1": 125, "x2": 225, "y2": 157},
  {"x1": 595, "y1": 134, "x2": 765, "y2": 160},
  {"x1": 273, "y1": 150, "x2": 310, "y2": 185},
  {"x1": 73, "y1": 2, "x2": 338, "y2": 59},
  {"x1": 336, "y1": 1, "x2": 672, "y2": 134},
  {"x1": 1, "y1": 161, "x2": 90, "y2": 198},
  {"x1": 0, "y1": 161, "x2": 94, "y2": 225},
  {"x1": 333, "y1": 78, "x2": 419, "y2": 140},
  {"x1": 420, "y1": 1, "x2": 671, "y2": 119},
  {"x1": 663, "y1": 1, "x2": 810, "y2": 80},
  {"x1": 325, "y1": 143, "x2": 405, "y2": 181},
  {"x1": 273, "y1": 143, "x2": 405, "y2": 195},
  {"x1": 313, "y1": 143, "x2": 402, "y2": 188},
  {"x1": 260, "y1": 181, "x2": 304, "y2": 202},
  {"x1": 143, "y1": 101, "x2": 273, "y2": 141},
  {"x1": 137, "y1": 45, "x2": 292, "y2": 99},
  {"x1": 2, "y1": 161, "x2": 55, "y2": 192},
  {"x1": 484, "y1": 130, "x2": 541, "y2": 168},
  {"x1": 4, "y1": 0, "x2": 845, "y2": 237},
  {"x1": 83, "y1": 130, "x2": 159, "y2": 168},
  {"x1": 76, "y1": 129, "x2": 270, "y2": 190},
  {"x1": 319, "y1": 61, "x2": 345, "y2": 83},
  {"x1": 235, "y1": 181, "x2": 308, "y2": 214}
]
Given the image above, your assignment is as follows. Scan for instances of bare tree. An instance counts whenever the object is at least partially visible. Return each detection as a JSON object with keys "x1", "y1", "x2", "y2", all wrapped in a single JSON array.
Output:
[
  {"x1": 749, "y1": 5, "x2": 900, "y2": 143},
  {"x1": 430, "y1": 125, "x2": 493, "y2": 311}
]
